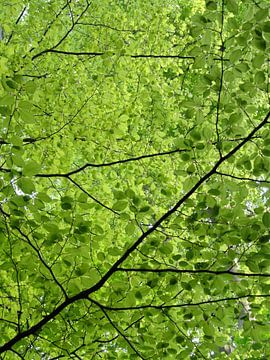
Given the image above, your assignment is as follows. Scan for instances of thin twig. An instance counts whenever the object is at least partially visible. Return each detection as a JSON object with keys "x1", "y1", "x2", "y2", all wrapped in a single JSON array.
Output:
[
  {"x1": 116, "y1": 267, "x2": 270, "y2": 277},
  {"x1": 36, "y1": 149, "x2": 187, "y2": 177}
]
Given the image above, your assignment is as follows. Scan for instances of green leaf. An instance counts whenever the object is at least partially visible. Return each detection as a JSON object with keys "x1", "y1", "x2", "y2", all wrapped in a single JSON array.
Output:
[
  {"x1": 135, "y1": 291, "x2": 142, "y2": 299},
  {"x1": 258, "y1": 235, "x2": 269, "y2": 244},
  {"x1": 17, "y1": 178, "x2": 35, "y2": 194},
  {"x1": 175, "y1": 335, "x2": 185, "y2": 344},
  {"x1": 206, "y1": 1, "x2": 217, "y2": 10},
  {"x1": 5, "y1": 79, "x2": 18, "y2": 89},
  {"x1": 262, "y1": 212, "x2": 270, "y2": 227},
  {"x1": 112, "y1": 200, "x2": 128, "y2": 211},
  {"x1": 255, "y1": 71, "x2": 265, "y2": 84},
  {"x1": 253, "y1": 39, "x2": 266, "y2": 51},
  {"x1": 226, "y1": 0, "x2": 238, "y2": 13},
  {"x1": 0, "y1": 94, "x2": 14, "y2": 106},
  {"x1": 37, "y1": 192, "x2": 52, "y2": 203},
  {"x1": 19, "y1": 109, "x2": 35, "y2": 123},
  {"x1": 255, "y1": 9, "x2": 268, "y2": 21},
  {"x1": 246, "y1": 259, "x2": 260, "y2": 272},
  {"x1": 262, "y1": 21, "x2": 270, "y2": 33},
  {"x1": 169, "y1": 277, "x2": 178, "y2": 286},
  {"x1": 139, "y1": 205, "x2": 151, "y2": 213},
  {"x1": 229, "y1": 49, "x2": 242, "y2": 62},
  {"x1": 22, "y1": 160, "x2": 41, "y2": 176},
  {"x1": 262, "y1": 148, "x2": 270, "y2": 157},
  {"x1": 61, "y1": 202, "x2": 72, "y2": 210},
  {"x1": 252, "y1": 54, "x2": 265, "y2": 68},
  {"x1": 125, "y1": 222, "x2": 136, "y2": 235}
]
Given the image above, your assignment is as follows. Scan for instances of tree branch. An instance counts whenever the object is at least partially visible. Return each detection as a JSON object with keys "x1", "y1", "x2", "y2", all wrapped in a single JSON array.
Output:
[
  {"x1": 215, "y1": 0, "x2": 225, "y2": 157},
  {"x1": 32, "y1": 49, "x2": 195, "y2": 60},
  {"x1": 36, "y1": 149, "x2": 188, "y2": 178},
  {"x1": 88, "y1": 294, "x2": 270, "y2": 311},
  {"x1": 216, "y1": 170, "x2": 270, "y2": 183},
  {"x1": 15, "y1": 227, "x2": 68, "y2": 300},
  {"x1": 67, "y1": 176, "x2": 119, "y2": 215},
  {"x1": 6, "y1": 6, "x2": 27, "y2": 44},
  {"x1": 116, "y1": 267, "x2": 270, "y2": 277},
  {"x1": 92, "y1": 299, "x2": 145, "y2": 359}
]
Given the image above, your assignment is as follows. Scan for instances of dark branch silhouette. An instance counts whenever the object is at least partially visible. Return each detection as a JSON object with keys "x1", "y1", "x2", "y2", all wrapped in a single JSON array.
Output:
[
  {"x1": 15, "y1": 227, "x2": 68, "y2": 299},
  {"x1": 67, "y1": 176, "x2": 119, "y2": 215},
  {"x1": 87, "y1": 293, "x2": 270, "y2": 311},
  {"x1": 216, "y1": 171, "x2": 270, "y2": 183},
  {"x1": 36, "y1": 149, "x2": 188, "y2": 177},
  {"x1": 215, "y1": 0, "x2": 225, "y2": 158},
  {"x1": 32, "y1": 49, "x2": 195, "y2": 60},
  {"x1": 116, "y1": 267, "x2": 270, "y2": 277}
]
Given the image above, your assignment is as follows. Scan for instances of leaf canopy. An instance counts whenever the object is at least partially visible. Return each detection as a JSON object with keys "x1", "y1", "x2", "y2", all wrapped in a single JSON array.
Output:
[{"x1": 0, "y1": 0, "x2": 270, "y2": 358}]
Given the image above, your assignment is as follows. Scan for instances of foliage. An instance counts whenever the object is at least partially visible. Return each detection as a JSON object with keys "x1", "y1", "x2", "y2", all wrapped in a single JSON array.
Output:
[{"x1": 0, "y1": 0, "x2": 270, "y2": 358}]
